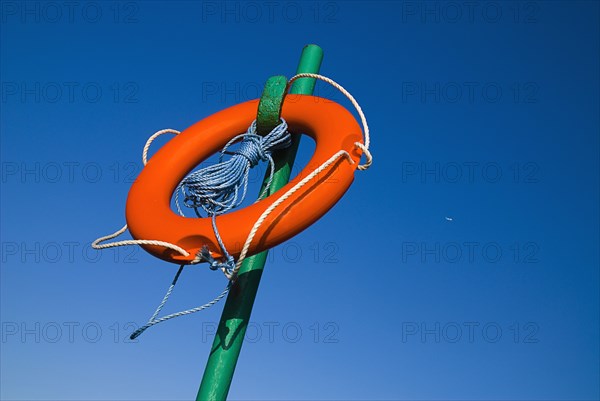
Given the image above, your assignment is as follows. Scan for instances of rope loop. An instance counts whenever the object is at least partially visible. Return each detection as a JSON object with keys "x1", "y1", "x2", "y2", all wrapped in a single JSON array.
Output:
[{"x1": 354, "y1": 142, "x2": 372, "y2": 171}]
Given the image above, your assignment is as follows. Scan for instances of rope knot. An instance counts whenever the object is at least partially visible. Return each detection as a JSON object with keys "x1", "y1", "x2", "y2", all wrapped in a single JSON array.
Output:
[
  {"x1": 197, "y1": 246, "x2": 236, "y2": 275},
  {"x1": 233, "y1": 134, "x2": 269, "y2": 167}
]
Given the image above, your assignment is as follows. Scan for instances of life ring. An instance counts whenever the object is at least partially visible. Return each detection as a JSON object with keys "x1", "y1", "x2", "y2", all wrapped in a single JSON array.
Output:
[{"x1": 125, "y1": 95, "x2": 364, "y2": 264}]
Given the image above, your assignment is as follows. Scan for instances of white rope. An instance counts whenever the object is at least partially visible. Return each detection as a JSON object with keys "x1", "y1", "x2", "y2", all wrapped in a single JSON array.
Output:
[
  {"x1": 91, "y1": 129, "x2": 186, "y2": 256},
  {"x1": 226, "y1": 73, "x2": 373, "y2": 279},
  {"x1": 142, "y1": 129, "x2": 180, "y2": 166},
  {"x1": 92, "y1": 74, "x2": 372, "y2": 279},
  {"x1": 288, "y1": 73, "x2": 372, "y2": 170},
  {"x1": 91, "y1": 224, "x2": 190, "y2": 257},
  {"x1": 227, "y1": 149, "x2": 353, "y2": 279}
]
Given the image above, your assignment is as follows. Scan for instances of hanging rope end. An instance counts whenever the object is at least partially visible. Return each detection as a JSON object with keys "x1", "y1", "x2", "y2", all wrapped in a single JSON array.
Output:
[{"x1": 129, "y1": 326, "x2": 146, "y2": 340}]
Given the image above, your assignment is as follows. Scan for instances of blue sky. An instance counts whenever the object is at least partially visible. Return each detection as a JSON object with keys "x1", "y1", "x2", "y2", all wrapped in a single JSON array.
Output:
[{"x1": 1, "y1": 1, "x2": 599, "y2": 400}]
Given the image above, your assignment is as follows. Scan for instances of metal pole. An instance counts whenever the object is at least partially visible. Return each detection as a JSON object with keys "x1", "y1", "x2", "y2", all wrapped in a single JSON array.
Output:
[{"x1": 196, "y1": 44, "x2": 324, "y2": 401}]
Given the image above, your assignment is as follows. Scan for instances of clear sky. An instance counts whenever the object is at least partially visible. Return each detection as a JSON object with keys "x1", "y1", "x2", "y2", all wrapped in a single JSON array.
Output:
[{"x1": 1, "y1": 1, "x2": 599, "y2": 400}]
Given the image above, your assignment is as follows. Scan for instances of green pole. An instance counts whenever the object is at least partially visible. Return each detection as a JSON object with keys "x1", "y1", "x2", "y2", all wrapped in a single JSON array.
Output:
[{"x1": 196, "y1": 44, "x2": 324, "y2": 401}]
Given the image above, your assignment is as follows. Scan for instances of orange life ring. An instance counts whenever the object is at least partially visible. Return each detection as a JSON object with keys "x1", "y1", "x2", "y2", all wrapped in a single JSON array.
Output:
[{"x1": 125, "y1": 95, "x2": 364, "y2": 264}]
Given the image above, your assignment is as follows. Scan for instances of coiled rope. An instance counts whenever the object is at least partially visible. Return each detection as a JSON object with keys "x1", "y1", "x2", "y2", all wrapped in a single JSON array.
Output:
[
  {"x1": 175, "y1": 119, "x2": 292, "y2": 275},
  {"x1": 92, "y1": 74, "x2": 373, "y2": 338}
]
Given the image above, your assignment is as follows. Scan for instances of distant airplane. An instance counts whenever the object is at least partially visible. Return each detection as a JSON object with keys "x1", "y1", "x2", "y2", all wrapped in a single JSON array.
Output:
[{"x1": 445, "y1": 217, "x2": 453, "y2": 221}]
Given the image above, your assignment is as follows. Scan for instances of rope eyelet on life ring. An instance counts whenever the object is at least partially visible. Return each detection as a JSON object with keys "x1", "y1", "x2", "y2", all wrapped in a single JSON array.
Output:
[{"x1": 125, "y1": 95, "x2": 364, "y2": 264}]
